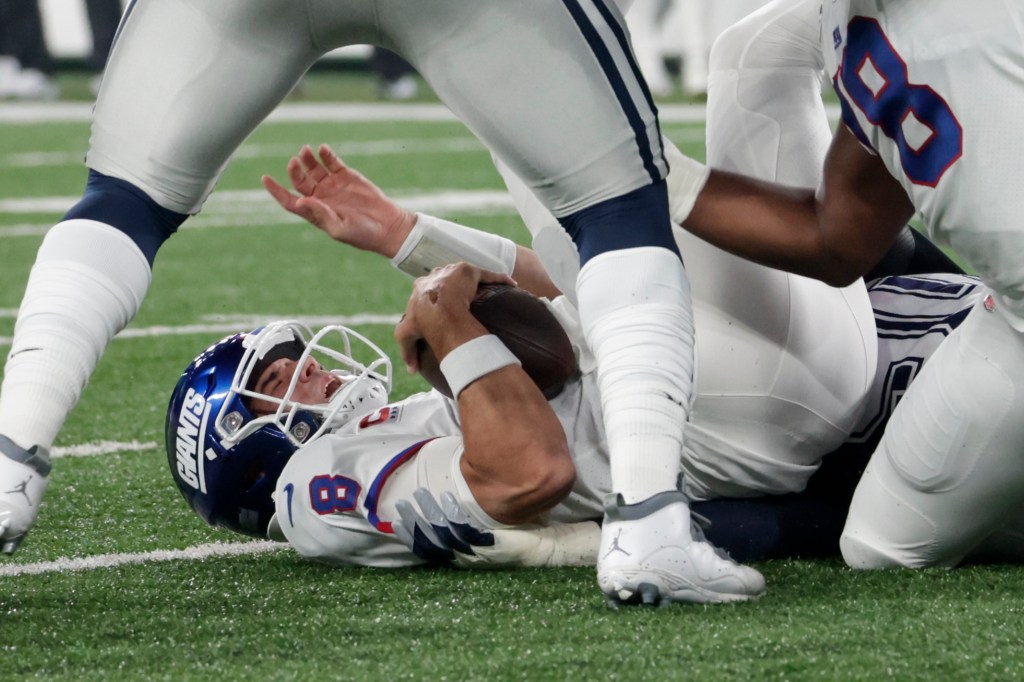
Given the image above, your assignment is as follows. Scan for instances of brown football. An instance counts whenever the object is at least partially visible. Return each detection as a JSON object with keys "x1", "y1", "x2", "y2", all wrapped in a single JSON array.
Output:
[{"x1": 417, "y1": 284, "x2": 577, "y2": 399}]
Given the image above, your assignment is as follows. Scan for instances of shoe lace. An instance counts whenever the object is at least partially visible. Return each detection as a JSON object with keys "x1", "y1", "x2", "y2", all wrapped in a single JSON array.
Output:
[
  {"x1": 689, "y1": 510, "x2": 736, "y2": 563},
  {"x1": 675, "y1": 474, "x2": 736, "y2": 563}
]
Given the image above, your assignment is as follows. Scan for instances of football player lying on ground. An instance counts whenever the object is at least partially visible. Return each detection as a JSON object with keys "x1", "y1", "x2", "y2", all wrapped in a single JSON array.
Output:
[
  {"x1": 186, "y1": 2, "x2": 974, "y2": 587},
  {"x1": 167, "y1": 152, "x2": 993, "y2": 578}
]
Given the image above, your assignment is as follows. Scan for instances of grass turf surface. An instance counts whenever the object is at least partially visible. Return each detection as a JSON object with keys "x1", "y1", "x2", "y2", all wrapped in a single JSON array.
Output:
[{"x1": 0, "y1": 74, "x2": 1017, "y2": 681}]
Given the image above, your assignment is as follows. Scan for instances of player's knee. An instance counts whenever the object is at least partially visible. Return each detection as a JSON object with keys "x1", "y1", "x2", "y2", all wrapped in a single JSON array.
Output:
[
  {"x1": 63, "y1": 170, "x2": 188, "y2": 265},
  {"x1": 840, "y1": 531, "x2": 913, "y2": 570},
  {"x1": 558, "y1": 181, "x2": 677, "y2": 264}
]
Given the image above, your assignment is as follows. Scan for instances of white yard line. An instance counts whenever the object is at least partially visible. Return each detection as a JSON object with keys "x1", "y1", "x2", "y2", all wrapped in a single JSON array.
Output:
[
  {"x1": 0, "y1": 314, "x2": 402, "y2": 346},
  {"x1": 0, "y1": 540, "x2": 285, "y2": 577},
  {"x1": 2, "y1": 129, "x2": 706, "y2": 169},
  {"x1": 111, "y1": 314, "x2": 402, "y2": 340},
  {"x1": 0, "y1": 189, "x2": 518, "y2": 240},
  {"x1": 0, "y1": 102, "x2": 461, "y2": 124},
  {"x1": 0, "y1": 101, "x2": 722, "y2": 124},
  {"x1": 4, "y1": 136, "x2": 487, "y2": 168},
  {"x1": 51, "y1": 439, "x2": 157, "y2": 458}
]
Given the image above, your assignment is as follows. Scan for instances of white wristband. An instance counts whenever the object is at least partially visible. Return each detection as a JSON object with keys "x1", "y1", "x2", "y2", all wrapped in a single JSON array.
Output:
[
  {"x1": 439, "y1": 335, "x2": 521, "y2": 399},
  {"x1": 391, "y1": 213, "x2": 518, "y2": 278}
]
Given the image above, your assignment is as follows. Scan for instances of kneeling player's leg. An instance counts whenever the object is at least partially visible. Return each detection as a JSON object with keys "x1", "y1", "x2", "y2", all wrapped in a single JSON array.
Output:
[
  {"x1": 694, "y1": 495, "x2": 848, "y2": 563},
  {"x1": 841, "y1": 300, "x2": 1024, "y2": 568},
  {"x1": 691, "y1": 444, "x2": 873, "y2": 562}
]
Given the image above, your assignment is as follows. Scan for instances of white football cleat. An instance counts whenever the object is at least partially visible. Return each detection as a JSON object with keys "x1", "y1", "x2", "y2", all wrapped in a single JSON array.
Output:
[
  {"x1": 597, "y1": 490, "x2": 766, "y2": 606},
  {"x1": 0, "y1": 435, "x2": 51, "y2": 555}
]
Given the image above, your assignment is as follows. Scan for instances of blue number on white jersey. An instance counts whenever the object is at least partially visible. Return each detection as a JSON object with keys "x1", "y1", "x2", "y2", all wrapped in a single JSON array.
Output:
[
  {"x1": 309, "y1": 475, "x2": 361, "y2": 515},
  {"x1": 835, "y1": 17, "x2": 963, "y2": 187}
]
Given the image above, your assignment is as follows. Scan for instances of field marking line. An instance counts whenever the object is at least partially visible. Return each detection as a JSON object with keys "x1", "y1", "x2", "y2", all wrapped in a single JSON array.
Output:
[
  {"x1": 0, "y1": 188, "x2": 516, "y2": 215},
  {"x1": 111, "y1": 314, "x2": 403, "y2": 339},
  {"x1": 0, "y1": 189, "x2": 519, "y2": 239},
  {"x1": 0, "y1": 101, "x2": 725, "y2": 124},
  {"x1": 0, "y1": 314, "x2": 402, "y2": 346},
  {"x1": 0, "y1": 540, "x2": 285, "y2": 577},
  {"x1": 52, "y1": 439, "x2": 158, "y2": 459},
  {"x1": 3, "y1": 136, "x2": 487, "y2": 168},
  {"x1": 1, "y1": 129, "x2": 706, "y2": 169}
]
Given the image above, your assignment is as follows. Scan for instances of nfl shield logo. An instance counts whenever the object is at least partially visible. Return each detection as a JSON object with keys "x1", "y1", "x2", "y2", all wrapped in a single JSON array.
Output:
[{"x1": 984, "y1": 294, "x2": 996, "y2": 312}]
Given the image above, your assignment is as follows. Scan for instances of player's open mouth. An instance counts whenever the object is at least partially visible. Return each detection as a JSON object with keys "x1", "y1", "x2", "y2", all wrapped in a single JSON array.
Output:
[{"x1": 324, "y1": 375, "x2": 344, "y2": 402}]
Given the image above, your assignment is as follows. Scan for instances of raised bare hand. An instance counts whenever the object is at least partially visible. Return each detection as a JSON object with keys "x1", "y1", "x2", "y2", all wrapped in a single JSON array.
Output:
[{"x1": 262, "y1": 144, "x2": 415, "y2": 257}]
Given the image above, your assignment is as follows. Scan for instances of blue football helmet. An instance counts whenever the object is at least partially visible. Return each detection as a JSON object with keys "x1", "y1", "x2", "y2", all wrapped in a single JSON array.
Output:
[{"x1": 166, "y1": 320, "x2": 392, "y2": 537}]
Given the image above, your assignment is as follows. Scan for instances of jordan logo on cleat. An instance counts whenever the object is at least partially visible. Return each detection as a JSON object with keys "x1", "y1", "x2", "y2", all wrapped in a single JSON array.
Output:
[
  {"x1": 603, "y1": 529, "x2": 631, "y2": 558},
  {"x1": 4, "y1": 476, "x2": 33, "y2": 505}
]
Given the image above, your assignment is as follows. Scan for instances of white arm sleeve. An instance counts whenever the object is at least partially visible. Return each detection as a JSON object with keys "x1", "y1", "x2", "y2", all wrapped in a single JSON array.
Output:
[
  {"x1": 390, "y1": 212, "x2": 518, "y2": 277},
  {"x1": 662, "y1": 140, "x2": 712, "y2": 224}
]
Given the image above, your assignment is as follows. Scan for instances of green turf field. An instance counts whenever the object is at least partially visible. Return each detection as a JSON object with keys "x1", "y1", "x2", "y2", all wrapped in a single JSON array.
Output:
[{"x1": 0, "y1": 78, "x2": 1021, "y2": 681}]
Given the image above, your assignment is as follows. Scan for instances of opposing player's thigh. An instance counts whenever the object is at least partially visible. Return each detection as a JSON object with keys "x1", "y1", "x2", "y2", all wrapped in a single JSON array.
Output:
[
  {"x1": 841, "y1": 302, "x2": 1024, "y2": 568},
  {"x1": 88, "y1": 0, "x2": 344, "y2": 214},
  {"x1": 385, "y1": 0, "x2": 665, "y2": 216}
]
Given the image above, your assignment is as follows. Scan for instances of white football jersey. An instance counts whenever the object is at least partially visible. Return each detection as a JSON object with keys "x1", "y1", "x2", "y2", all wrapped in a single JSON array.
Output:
[
  {"x1": 272, "y1": 392, "x2": 463, "y2": 567},
  {"x1": 270, "y1": 373, "x2": 609, "y2": 567},
  {"x1": 823, "y1": 0, "x2": 1024, "y2": 323}
]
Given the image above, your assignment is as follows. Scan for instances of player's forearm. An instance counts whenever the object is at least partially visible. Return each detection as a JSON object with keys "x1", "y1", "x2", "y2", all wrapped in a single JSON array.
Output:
[
  {"x1": 408, "y1": 268, "x2": 575, "y2": 525},
  {"x1": 685, "y1": 170, "x2": 866, "y2": 286},
  {"x1": 458, "y1": 368, "x2": 575, "y2": 526},
  {"x1": 510, "y1": 245, "x2": 562, "y2": 300}
]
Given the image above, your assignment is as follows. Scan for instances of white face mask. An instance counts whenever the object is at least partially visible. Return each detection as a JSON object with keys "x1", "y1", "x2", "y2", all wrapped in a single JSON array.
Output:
[{"x1": 220, "y1": 320, "x2": 393, "y2": 448}]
